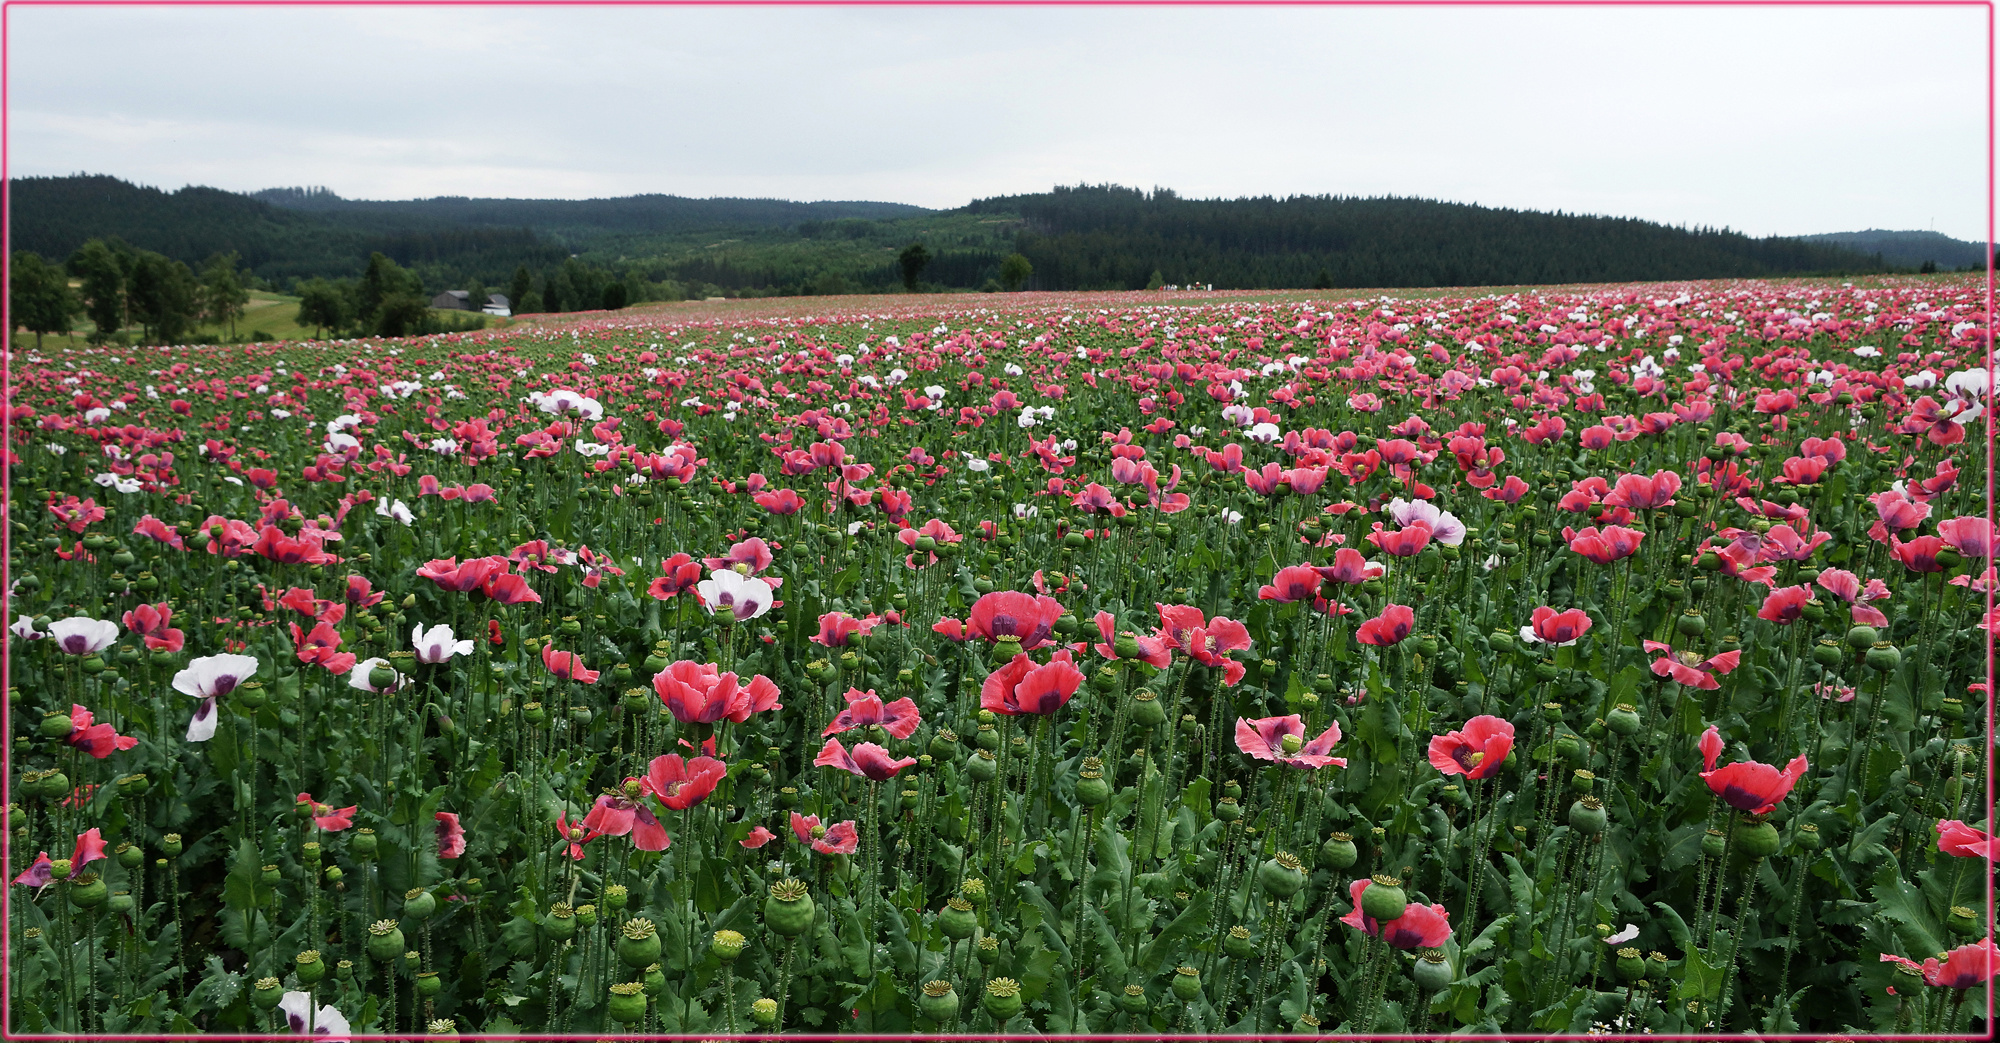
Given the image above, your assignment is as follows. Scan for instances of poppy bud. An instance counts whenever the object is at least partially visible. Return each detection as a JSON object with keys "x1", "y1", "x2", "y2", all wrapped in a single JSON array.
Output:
[
  {"x1": 938, "y1": 896, "x2": 978, "y2": 939},
  {"x1": 1360, "y1": 874, "x2": 1408, "y2": 921},
  {"x1": 607, "y1": 982, "x2": 648, "y2": 1024},
  {"x1": 764, "y1": 879, "x2": 815, "y2": 937},
  {"x1": 1413, "y1": 947, "x2": 1454, "y2": 990},
  {"x1": 367, "y1": 919, "x2": 407, "y2": 960},
  {"x1": 1258, "y1": 852, "x2": 1307, "y2": 897},
  {"x1": 1171, "y1": 965, "x2": 1202, "y2": 1001},
  {"x1": 1569, "y1": 796, "x2": 1608, "y2": 834},
  {"x1": 1606, "y1": 704, "x2": 1641, "y2": 736},
  {"x1": 1224, "y1": 925, "x2": 1257, "y2": 959},
  {"x1": 1865, "y1": 642, "x2": 1900, "y2": 672}
]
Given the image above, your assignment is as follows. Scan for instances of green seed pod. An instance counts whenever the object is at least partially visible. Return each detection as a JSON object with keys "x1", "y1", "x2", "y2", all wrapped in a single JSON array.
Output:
[
  {"x1": 1845, "y1": 624, "x2": 1879, "y2": 651},
  {"x1": 1864, "y1": 641, "x2": 1901, "y2": 673},
  {"x1": 296, "y1": 950, "x2": 327, "y2": 984},
  {"x1": 1791, "y1": 822, "x2": 1821, "y2": 852},
  {"x1": 1360, "y1": 875, "x2": 1408, "y2": 922},
  {"x1": 415, "y1": 970, "x2": 441, "y2": 997},
  {"x1": 1319, "y1": 831, "x2": 1358, "y2": 869},
  {"x1": 1737, "y1": 818, "x2": 1780, "y2": 858},
  {"x1": 116, "y1": 843, "x2": 143, "y2": 869},
  {"x1": 37, "y1": 771, "x2": 71, "y2": 801},
  {"x1": 251, "y1": 976, "x2": 285, "y2": 1011},
  {"x1": 38, "y1": 712, "x2": 73, "y2": 740},
  {"x1": 1948, "y1": 905, "x2": 1983, "y2": 938},
  {"x1": 67, "y1": 873, "x2": 107, "y2": 908},
  {"x1": 1571, "y1": 769, "x2": 1596, "y2": 794},
  {"x1": 1700, "y1": 828, "x2": 1728, "y2": 858},
  {"x1": 928, "y1": 729, "x2": 961, "y2": 761},
  {"x1": 1541, "y1": 701, "x2": 1565, "y2": 723},
  {"x1": 918, "y1": 980, "x2": 958, "y2": 1023},
  {"x1": 1076, "y1": 762, "x2": 1110, "y2": 806},
  {"x1": 162, "y1": 833, "x2": 184, "y2": 858},
  {"x1": 1224, "y1": 925, "x2": 1257, "y2": 959},
  {"x1": 1412, "y1": 947, "x2": 1453, "y2": 991},
  {"x1": 618, "y1": 918, "x2": 662, "y2": 967},
  {"x1": 540, "y1": 904, "x2": 576, "y2": 942},
  {"x1": 404, "y1": 888, "x2": 437, "y2": 920},
  {"x1": 367, "y1": 919, "x2": 407, "y2": 961},
  {"x1": 1488, "y1": 629, "x2": 1517, "y2": 654},
  {"x1": 748, "y1": 997, "x2": 778, "y2": 1027},
  {"x1": 106, "y1": 890, "x2": 134, "y2": 915},
  {"x1": 966, "y1": 749, "x2": 999, "y2": 782},
  {"x1": 764, "y1": 879, "x2": 816, "y2": 937},
  {"x1": 961, "y1": 877, "x2": 989, "y2": 906},
  {"x1": 1615, "y1": 946, "x2": 1647, "y2": 982},
  {"x1": 711, "y1": 928, "x2": 746, "y2": 962},
  {"x1": 1131, "y1": 689, "x2": 1167, "y2": 727},
  {"x1": 938, "y1": 897, "x2": 977, "y2": 939},
  {"x1": 607, "y1": 981, "x2": 648, "y2": 1024},
  {"x1": 1171, "y1": 965, "x2": 1202, "y2": 1001},
  {"x1": 1214, "y1": 796, "x2": 1242, "y2": 822},
  {"x1": 976, "y1": 935, "x2": 1001, "y2": 964},
  {"x1": 1569, "y1": 796, "x2": 1608, "y2": 834},
  {"x1": 351, "y1": 828, "x2": 378, "y2": 858},
  {"x1": 1258, "y1": 852, "x2": 1307, "y2": 897},
  {"x1": 261, "y1": 864, "x2": 282, "y2": 886},
  {"x1": 974, "y1": 723, "x2": 1001, "y2": 751},
  {"x1": 117, "y1": 773, "x2": 150, "y2": 797},
  {"x1": 1605, "y1": 703, "x2": 1641, "y2": 736},
  {"x1": 1676, "y1": 609, "x2": 1706, "y2": 638},
  {"x1": 983, "y1": 977, "x2": 1025, "y2": 1020},
  {"x1": 1117, "y1": 983, "x2": 1149, "y2": 1014},
  {"x1": 642, "y1": 964, "x2": 667, "y2": 996}
]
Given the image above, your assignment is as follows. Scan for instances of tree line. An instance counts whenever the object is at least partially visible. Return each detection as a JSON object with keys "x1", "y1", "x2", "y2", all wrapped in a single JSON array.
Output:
[{"x1": 9, "y1": 239, "x2": 252, "y2": 348}]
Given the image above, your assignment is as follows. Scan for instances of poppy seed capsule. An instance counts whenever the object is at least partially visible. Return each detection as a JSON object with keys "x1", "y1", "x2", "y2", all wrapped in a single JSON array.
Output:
[
  {"x1": 1172, "y1": 965, "x2": 1202, "y2": 1001},
  {"x1": 983, "y1": 977, "x2": 1025, "y2": 1020},
  {"x1": 1225, "y1": 925, "x2": 1257, "y2": 959},
  {"x1": 1360, "y1": 875, "x2": 1408, "y2": 921},
  {"x1": 619, "y1": 918, "x2": 662, "y2": 967},
  {"x1": 1259, "y1": 852, "x2": 1307, "y2": 897},
  {"x1": 1412, "y1": 947, "x2": 1454, "y2": 990},
  {"x1": 404, "y1": 888, "x2": 436, "y2": 920},
  {"x1": 967, "y1": 749, "x2": 999, "y2": 782},
  {"x1": 918, "y1": 980, "x2": 959, "y2": 1023},
  {"x1": 540, "y1": 904, "x2": 576, "y2": 942},
  {"x1": 1792, "y1": 822, "x2": 1821, "y2": 852},
  {"x1": 1616, "y1": 947, "x2": 1647, "y2": 981},
  {"x1": 252, "y1": 976, "x2": 285, "y2": 1011},
  {"x1": 1131, "y1": 689, "x2": 1167, "y2": 727},
  {"x1": 1215, "y1": 796, "x2": 1242, "y2": 821},
  {"x1": 367, "y1": 919, "x2": 406, "y2": 961},
  {"x1": 764, "y1": 879, "x2": 815, "y2": 936},
  {"x1": 415, "y1": 970, "x2": 441, "y2": 997},
  {"x1": 607, "y1": 981, "x2": 647, "y2": 1024},
  {"x1": 1319, "y1": 831, "x2": 1358, "y2": 869},
  {"x1": 1845, "y1": 625, "x2": 1879, "y2": 651},
  {"x1": 1117, "y1": 983, "x2": 1149, "y2": 1014},
  {"x1": 1700, "y1": 828, "x2": 1728, "y2": 858},
  {"x1": 1813, "y1": 639, "x2": 1844, "y2": 667},
  {"x1": 748, "y1": 997, "x2": 778, "y2": 1027},
  {"x1": 37, "y1": 712, "x2": 72, "y2": 739},
  {"x1": 1737, "y1": 818, "x2": 1780, "y2": 858},
  {"x1": 1569, "y1": 796, "x2": 1608, "y2": 834},
  {"x1": 974, "y1": 724, "x2": 1000, "y2": 751},
  {"x1": 1075, "y1": 766, "x2": 1109, "y2": 806},
  {"x1": 1865, "y1": 642, "x2": 1901, "y2": 672},
  {"x1": 1606, "y1": 703, "x2": 1641, "y2": 736},
  {"x1": 1676, "y1": 609, "x2": 1706, "y2": 638},
  {"x1": 939, "y1": 897, "x2": 978, "y2": 939},
  {"x1": 116, "y1": 842, "x2": 143, "y2": 869}
]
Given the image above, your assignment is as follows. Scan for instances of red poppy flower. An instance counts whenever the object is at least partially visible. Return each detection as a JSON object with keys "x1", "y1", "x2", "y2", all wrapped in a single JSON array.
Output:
[
  {"x1": 1937, "y1": 516, "x2": 1993, "y2": 560},
  {"x1": 1603, "y1": 469, "x2": 1681, "y2": 510},
  {"x1": 652, "y1": 660, "x2": 783, "y2": 723},
  {"x1": 1520, "y1": 606, "x2": 1591, "y2": 646},
  {"x1": 1428, "y1": 715, "x2": 1513, "y2": 779},
  {"x1": 753, "y1": 488, "x2": 805, "y2": 514},
  {"x1": 121, "y1": 602, "x2": 184, "y2": 652},
  {"x1": 1935, "y1": 819, "x2": 2000, "y2": 859},
  {"x1": 1756, "y1": 585, "x2": 1812, "y2": 625},
  {"x1": 811, "y1": 611, "x2": 882, "y2": 647},
  {"x1": 64, "y1": 704, "x2": 138, "y2": 759},
  {"x1": 1314, "y1": 548, "x2": 1385, "y2": 585},
  {"x1": 541, "y1": 644, "x2": 600, "y2": 684},
  {"x1": 1258, "y1": 565, "x2": 1324, "y2": 603},
  {"x1": 1565, "y1": 525, "x2": 1645, "y2": 564},
  {"x1": 435, "y1": 811, "x2": 466, "y2": 859},
  {"x1": 555, "y1": 814, "x2": 605, "y2": 860},
  {"x1": 1699, "y1": 739, "x2": 1808, "y2": 815},
  {"x1": 741, "y1": 825, "x2": 777, "y2": 849},
  {"x1": 1645, "y1": 640, "x2": 1741, "y2": 690},
  {"x1": 966, "y1": 591, "x2": 1066, "y2": 649},
  {"x1": 1356, "y1": 604, "x2": 1415, "y2": 646},
  {"x1": 789, "y1": 812, "x2": 861, "y2": 855},
  {"x1": 981, "y1": 650, "x2": 1086, "y2": 715},
  {"x1": 417, "y1": 555, "x2": 507, "y2": 593},
  {"x1": 822, "y1": 688, "x2": 922, "y2": 739},
  {"x1": 583, "y1": 792, "x2": 670, "y2": 851},
  {"x1": 1882, "y1": 940, "x2": 2000, "y2": 989},
  {"x1": 814, "y1": 738, "x2": 918, "y2": 781},
  {"x1": 1366, "y1": 521, "x2": 1433, "y2": 557},
  {"x1": 1234, "y1": 714, "x2": 1345, "y2": 770},
  {"x1": 480, "y1": 571, "x2": 543, "y2": 605},
  {"x1": 1889, "y1": 535, "x2": 1947, "y2": 574},
  {"x1": 1091, "y1": 611, "x2": 1172, "y2": 668},
  {"x1": 641, "y1": 754, "x2": 727, "y2": 810}
]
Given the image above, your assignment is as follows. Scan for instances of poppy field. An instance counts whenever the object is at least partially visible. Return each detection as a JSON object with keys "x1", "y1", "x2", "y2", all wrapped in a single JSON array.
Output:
[{"x1": 4, "y1": 277, "x2": 1996, "y2": 1037}]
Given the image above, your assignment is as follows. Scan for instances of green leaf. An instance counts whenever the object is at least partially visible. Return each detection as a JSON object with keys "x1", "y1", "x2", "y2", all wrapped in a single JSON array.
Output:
[{"x1": 1138, "y1": 888, "x2": 1210, "y2": 972}]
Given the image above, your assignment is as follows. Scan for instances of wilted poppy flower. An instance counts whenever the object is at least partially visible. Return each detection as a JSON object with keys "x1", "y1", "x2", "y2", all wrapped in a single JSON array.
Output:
[
  {"x1": 981, "y1": 650, "x2": 1086, "y2": 715},
  {"x1": 789, "y1": 812, "x2": 860, "y2": 855},
  {"x1": 435, "y1": 811, "x2": 466, "y2": 859},
  {"x1": 1356, "y1": 604, "x2": 1415, "y2": 646},
  {"x1": 1341, "y1": 878, "x2": 1453, "y2": 949},
  {"x1": 1645, "y1": 640, "x2": 1741, "y2": 690},
  {"x1": 1234, "y1": 714, "x2": 1346, "y2": 770},
  {"x1": 652, "y1": 660, "x2": 782, "y2": 723},
  {"x1": 541, "y1": 644, "x2": 600, "y2": 684},
  {"x1": 1935, "y1": 819, "x2": 2000, "y2": 859},
  {"x1": 966, "y1": 590, "x2": 1066, "y2": 649},
  {"x1": 296, "y1": 793, "x2": 358, "y2": 832},
  {"x1": 815, "y1": 738, "x2": 918, "y2": 781},
  {"x1": 823, "y1": 688, "x2": 922, "y2": 739},
  {"x1": 121, "y1": 602, "x2": 184, "y2": 652},
  {"x1": 64, "y1": 704, "x2": 138, "y2": 759},
  {"x1": 1519, "y1": 606, "x2": 1590, "y2": 646},
  {"x1": 14, "y1": 828, "x2": 108, "y2": 887},
  {"x1": 741, "y1": 825, "x2": 777, "y2": 849},
  {"x1": 583, "y1": 792, "x2": 669, "y2": 851},
  {"x1": 642, "y1": 754, "x2": 727, "y2": 811},
  {"x1": 554, "y1": 814, "x2": 605, "y2": 861},
  {"x1": 1428, "y1": 715, "x2": 1513, "y2": 779},
  {"x1": 1696, "y1": 728, "x2": 1807, "y2": 815}
]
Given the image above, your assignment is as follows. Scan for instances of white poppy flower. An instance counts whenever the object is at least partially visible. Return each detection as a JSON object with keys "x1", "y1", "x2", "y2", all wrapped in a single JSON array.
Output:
[
  {"x1": 48, "y1": 616, "x2": 119, "y2": 655},
  {"x1": 1605, "y1": 924, "x2": 1640, "y2": 945},
  {"x1": 175, "y1": 653, "x2": 260, "y2": 742},
  {"x1": 695, "y1": 569, "x2": 772, "y2": 622},
  {"x1": 411, "y1": 623, "x2": 473, "y2": 664},
  {"x1": 347, "y1": 657, "x2": 408, "y2": 694},
  {"x1": 279, "y1": 991, "x2": 351, "y2": 1039}
]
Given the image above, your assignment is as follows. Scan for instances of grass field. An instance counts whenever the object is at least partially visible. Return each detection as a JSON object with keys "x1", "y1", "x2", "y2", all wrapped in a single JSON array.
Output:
[{"x1": 9, "y1": 289, "x2": 510, "y2": 350}]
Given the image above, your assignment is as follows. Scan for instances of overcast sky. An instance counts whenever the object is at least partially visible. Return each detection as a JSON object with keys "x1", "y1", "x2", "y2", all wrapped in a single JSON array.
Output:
[{"x1": 6, "y1": 3, "x2": 1988, "y2": 241}]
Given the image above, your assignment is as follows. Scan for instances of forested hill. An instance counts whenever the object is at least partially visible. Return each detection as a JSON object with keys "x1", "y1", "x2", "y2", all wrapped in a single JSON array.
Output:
[
  {"x1": 248, "y1": 187, "x2": 931, "y2": 235},
  {"x1": 961, "y1": 185, "x2": 1889, "y2": 290}
]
